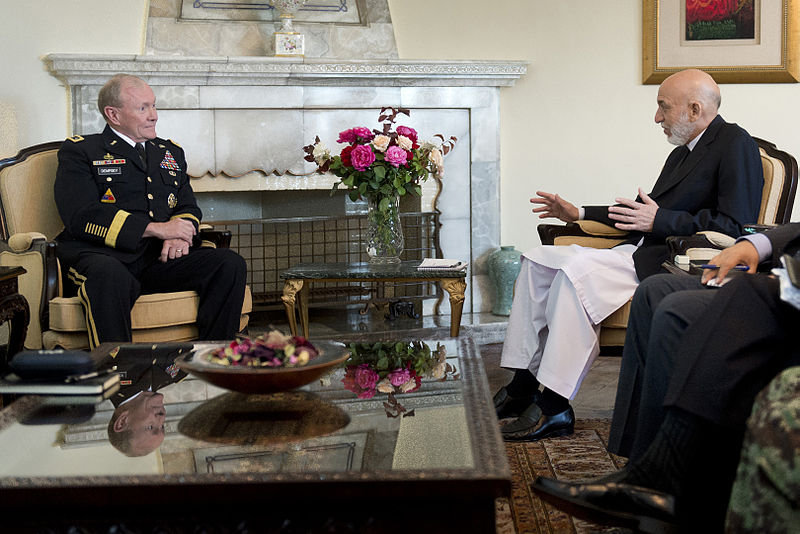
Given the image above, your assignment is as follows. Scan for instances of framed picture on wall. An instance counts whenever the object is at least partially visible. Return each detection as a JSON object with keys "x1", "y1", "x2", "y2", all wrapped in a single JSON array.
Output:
[{"x1": 643, "y1": 0, "x2": 799, "y2": 84}]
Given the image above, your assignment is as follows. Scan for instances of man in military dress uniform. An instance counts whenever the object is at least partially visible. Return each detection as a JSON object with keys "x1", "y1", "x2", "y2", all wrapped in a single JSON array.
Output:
[
  {"x1": 105, "y1": 344, "x2": 190, "y2": 457},
  {"x1": 54, "y1": 74, "x2": 247, "y2": 348}
]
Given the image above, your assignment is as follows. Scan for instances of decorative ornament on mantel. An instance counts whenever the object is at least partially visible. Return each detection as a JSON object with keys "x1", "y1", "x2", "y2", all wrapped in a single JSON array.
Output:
[
  {"x1": 303, "y1": 107, "x2": 457, "y2": 264},
  {"x1": 270, "y1": 0, "x2": 306, "y2": 57}
]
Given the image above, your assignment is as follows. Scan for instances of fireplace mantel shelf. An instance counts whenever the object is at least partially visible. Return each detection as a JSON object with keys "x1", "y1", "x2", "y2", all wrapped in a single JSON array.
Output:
[{"x1": 45, "y1": 54, "x2": 527, "y2": 87}]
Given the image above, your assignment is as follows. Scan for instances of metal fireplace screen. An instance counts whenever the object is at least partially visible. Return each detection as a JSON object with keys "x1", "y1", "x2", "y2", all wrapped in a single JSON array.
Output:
[{"x1": 209, "y1": 212, "x2": 442, "y2": 310}]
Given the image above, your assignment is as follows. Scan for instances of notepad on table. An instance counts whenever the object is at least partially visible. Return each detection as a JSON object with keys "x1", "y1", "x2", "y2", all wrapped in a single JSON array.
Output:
[{"x1": 417, "y1": 258, "x2": 468, "y2": 271}]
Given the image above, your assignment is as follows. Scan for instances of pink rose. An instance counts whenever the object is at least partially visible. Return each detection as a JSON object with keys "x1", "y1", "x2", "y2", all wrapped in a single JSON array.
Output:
[
  {"x1": 338, "y1": 127, "x2": 374, "y2": 144},
  {"x1": 350, "y1": 144, "x2": 376, "y2": 171},
  {"x1": 396, "y1": 126, "x2": 418, "y2": 143},
  {"x1": 355, "y1": 364, "x2": 379, "y2": 389},
  {"x1": 384, "y1": 145, "x2": 408, "y2": 167},
  {"x1": 388, "y1": 367, "x2": 412, "y2": 387}
]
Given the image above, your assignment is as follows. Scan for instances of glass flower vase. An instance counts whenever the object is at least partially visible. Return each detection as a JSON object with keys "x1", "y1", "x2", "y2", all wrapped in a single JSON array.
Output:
[{"x1": 366, "y1": 195, "x2": 404, "y2": 264}]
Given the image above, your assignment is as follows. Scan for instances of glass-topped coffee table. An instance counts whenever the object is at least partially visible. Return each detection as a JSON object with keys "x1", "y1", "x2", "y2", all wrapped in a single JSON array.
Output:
[{"x1": 0, "y1": 332, "x2": 508, "y2": 532}]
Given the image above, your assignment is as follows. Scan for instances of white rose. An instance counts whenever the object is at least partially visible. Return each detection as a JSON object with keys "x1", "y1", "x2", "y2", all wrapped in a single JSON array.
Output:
[
  {"x1": 431, "y1": 361, "x2": 447, "y2": 379},
  {"x1": 428, "y1": 148, "x2": 444, "y2": 177},
  {"x1": 312, "y1": 141, "x2": 330, "y2": 161},
  {"x1": 372, "y1": 135, "x2": 390, "y2": 153},
  {"x1": 396, "y1": 135, "x2": 413, "y2": 151},
  {"x1": 399, "y1": 377, "x2": 417, "y2": 393},
  {"x1": 377, "y1": 378, "x2": 394, "y2": 393}
]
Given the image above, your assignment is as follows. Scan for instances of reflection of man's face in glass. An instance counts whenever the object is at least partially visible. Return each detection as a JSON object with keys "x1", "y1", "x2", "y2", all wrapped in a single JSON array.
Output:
[{"x1": 109, "y1": 392, "x2": 166, "y2": 456}]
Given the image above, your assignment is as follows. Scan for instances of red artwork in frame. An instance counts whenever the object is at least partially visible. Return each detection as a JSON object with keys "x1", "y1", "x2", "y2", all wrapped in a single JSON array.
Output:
[{"x1": 685, "y1": 0, "x2": 756, "y2": 41}]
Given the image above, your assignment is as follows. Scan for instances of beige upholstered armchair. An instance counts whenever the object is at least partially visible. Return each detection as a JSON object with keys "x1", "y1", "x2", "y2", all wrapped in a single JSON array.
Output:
[
  {"x1": 0, "y1": 142, "x2": 252, "y2": 350},
  {"x1": 537, "y1": 137, "x2": 798, "y2": 348}
]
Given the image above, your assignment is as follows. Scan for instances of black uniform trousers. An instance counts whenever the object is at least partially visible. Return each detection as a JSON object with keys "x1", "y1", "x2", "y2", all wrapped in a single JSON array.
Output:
[
  {"x1": 608, "y1": 272, "x2": 800, "y2": 460},
  {"x1": 67, "y1": 244, "x2": 246, "y2": 346},
  {"x1": 608, "y1": 273, "x2": 710, "y2": 459}
]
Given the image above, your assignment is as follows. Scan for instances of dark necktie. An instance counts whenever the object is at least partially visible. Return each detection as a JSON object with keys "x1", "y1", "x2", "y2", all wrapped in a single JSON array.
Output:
[
  {"x1": 136, "y1": 143, "x2": 147, "y2": 166},
  {"x1": 669, "y1": 145, "x2": 690, "y2": 179}
]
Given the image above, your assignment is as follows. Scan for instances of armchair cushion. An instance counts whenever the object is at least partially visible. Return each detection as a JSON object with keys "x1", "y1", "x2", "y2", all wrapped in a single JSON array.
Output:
[
  {"x1": 576, "y1": 220, "x2": 628, "y2": 237},
  {"x1": 46, "y1": 285, "x2": 252, "y2": 349},
  {"x1": 8, "y1": 232, "x2": 47, "y2": 252}
]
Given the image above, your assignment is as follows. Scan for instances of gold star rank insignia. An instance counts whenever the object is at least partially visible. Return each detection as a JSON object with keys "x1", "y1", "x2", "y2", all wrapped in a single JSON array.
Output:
[
  {"x1": 168, "y1": 193, "x2": 178, "y2": 208},
  {"x1": 101, "y1": 188, "x2": 116, "y2": 203}
]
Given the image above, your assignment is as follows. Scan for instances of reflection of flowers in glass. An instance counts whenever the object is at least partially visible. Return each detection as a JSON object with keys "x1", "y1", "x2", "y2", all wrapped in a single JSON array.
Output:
[{"x1": 341, "y1": 341, "x2": 452, "y2": 402}]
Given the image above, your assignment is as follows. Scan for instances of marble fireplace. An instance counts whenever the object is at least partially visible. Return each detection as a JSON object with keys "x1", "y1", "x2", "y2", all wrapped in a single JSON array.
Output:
[{"x1": 44, "y1": 55, "x2": 526, "y2": 316}]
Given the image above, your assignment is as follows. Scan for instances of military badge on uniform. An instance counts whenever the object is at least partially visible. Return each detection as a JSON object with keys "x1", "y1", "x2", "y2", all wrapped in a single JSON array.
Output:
[
  {"x1": 168, "y1": 193, "x2": 178, "y2": 208},
  {"x1": 104, "y1": 153, "x2": 114, "y2": 160},
  {"x1": 160, "y1": 150, "x2": 181, "y2": 171},
  {"x1": 101, "y1": 188, "x2": 116, "y2": 203},
  {"x1": 68, "y1": 135, "x2": 84, "y2": 143},
  {"x1": 166, "y1": 363, "x2": 180, "y2": 378}
]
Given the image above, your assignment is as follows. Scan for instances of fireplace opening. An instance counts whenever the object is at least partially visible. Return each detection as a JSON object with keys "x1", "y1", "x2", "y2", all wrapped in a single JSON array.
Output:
[{"x1": 210, "y1": 211, "x2": 442, "y2": 313}]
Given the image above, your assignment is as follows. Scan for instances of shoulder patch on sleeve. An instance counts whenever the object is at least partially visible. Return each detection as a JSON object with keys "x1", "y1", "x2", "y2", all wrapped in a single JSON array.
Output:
[
  {"x1": 68, "y1": 135, "x2": 85, "y2": 143},
  {"x1": 167, "y1": 139, "x2": 182, "y2": 148}
]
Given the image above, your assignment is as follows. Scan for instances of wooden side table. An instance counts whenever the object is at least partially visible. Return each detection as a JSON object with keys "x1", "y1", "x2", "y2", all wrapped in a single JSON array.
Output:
[
  {"x1": 280, "y1": 261, "x2": 467, "y2": 338},
  {"x1": 0, "y1": 266, "x2": 29, "y2": 367}
]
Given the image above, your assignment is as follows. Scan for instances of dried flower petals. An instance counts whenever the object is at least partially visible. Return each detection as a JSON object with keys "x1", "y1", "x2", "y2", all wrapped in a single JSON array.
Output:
[{"x1": 206, "y1": 331, "x2": 319, "y2": 368}]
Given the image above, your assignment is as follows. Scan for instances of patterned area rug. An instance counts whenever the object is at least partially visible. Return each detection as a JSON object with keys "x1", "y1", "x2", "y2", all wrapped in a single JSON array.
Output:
[{"x1": 495, "y1": 419, "x2": 628, "y2": 534}]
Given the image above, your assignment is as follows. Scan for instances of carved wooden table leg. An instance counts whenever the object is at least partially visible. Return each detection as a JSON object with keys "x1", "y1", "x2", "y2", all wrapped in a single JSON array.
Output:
[
  {"x1": 0, "y1": 294, "x2": 29, "y2": 361},
  {"x1": 440, "y1": 278, "x2": 467, "y2": 337},
  {"x1": 281, "y1": 280, "x2": 304, "y2": 337},
  {"x1": 298, "y1": 281, "x2": 310, "y2": 339}
]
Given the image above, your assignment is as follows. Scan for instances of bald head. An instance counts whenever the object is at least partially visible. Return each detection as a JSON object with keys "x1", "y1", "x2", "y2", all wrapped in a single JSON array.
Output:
[{"x1": 655, "y1": 69, "x2": 721, "y2": 145}]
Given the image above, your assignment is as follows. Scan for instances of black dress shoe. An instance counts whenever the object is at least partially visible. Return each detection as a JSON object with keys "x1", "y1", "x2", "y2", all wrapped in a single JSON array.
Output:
[
  {"x1": 493, "y1": 386, "x2": 539, "y2": 419},
  {"x1": 502, "y1": 405, "x2": 574, "y2": 441},
  {"x1": 531, "y1": 477, "x2": 678, "y2": 534}
]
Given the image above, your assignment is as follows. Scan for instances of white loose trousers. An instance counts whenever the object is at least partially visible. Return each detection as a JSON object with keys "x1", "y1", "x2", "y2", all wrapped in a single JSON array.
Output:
[{"x1": 499, "y1": 244, "x2": 639, "y2": 399}]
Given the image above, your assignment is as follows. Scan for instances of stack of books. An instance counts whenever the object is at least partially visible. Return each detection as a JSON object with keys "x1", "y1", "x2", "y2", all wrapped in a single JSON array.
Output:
[{"x1": 0, "y1": 350, "x2": 120, "y2": 403}]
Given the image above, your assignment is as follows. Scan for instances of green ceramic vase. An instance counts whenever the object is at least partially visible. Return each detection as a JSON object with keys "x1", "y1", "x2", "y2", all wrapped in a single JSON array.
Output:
[{"x1": 487, "y1": 245, "x2": 522, "y2": 316}]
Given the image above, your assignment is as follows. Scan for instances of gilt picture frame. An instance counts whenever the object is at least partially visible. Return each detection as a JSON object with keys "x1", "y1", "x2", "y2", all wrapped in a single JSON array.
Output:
[{"x1": 643, "y1": 0, "x2": 800, "y2": 84}]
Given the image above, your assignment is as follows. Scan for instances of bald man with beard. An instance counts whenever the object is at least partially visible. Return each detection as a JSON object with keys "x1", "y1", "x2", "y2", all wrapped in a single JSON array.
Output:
[{"x1": 495, "y1": 69, "x2": 764, "y2": 442}]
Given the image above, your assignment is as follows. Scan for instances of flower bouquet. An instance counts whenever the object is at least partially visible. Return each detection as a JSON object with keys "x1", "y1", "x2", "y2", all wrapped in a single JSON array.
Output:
[
  {"x1": 303, "y1": 107, "x2": 457, "y2": 263},
  {"x1": 341, "y1": 340, "x2": 456, "y2": 417}
]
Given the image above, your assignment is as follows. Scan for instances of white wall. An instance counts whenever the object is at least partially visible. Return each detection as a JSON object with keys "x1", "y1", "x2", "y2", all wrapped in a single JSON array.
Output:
[
  {"x1": 0, "y1": 0, "x2": 148, "y2": 154},
  {"x1": 3, "y1": 0, "x2": 800, "y2": 252}
]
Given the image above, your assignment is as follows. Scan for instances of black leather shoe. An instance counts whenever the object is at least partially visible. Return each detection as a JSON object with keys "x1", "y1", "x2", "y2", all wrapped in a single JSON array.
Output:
[
  {"x1": 502, "y1": 405, "x2": 574, "y2": 441},
  {"x1": 493, "y1": 386, "x2": 539, "y2": 419},
  {"x1": 531, "y1": 477, "x2": 678, "y2": 534}
]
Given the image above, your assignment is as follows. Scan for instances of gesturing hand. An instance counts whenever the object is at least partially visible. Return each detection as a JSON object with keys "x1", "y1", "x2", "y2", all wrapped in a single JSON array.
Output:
[
  {"x1": 159, "y1": 238, "x2": 192, "y2": 263},
  {"x1": 607, "y1": 188, "x2": 659, "y2": 232},
  {"x1": 530, "y1": 191, "x2": 579, "y2": 223}
]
